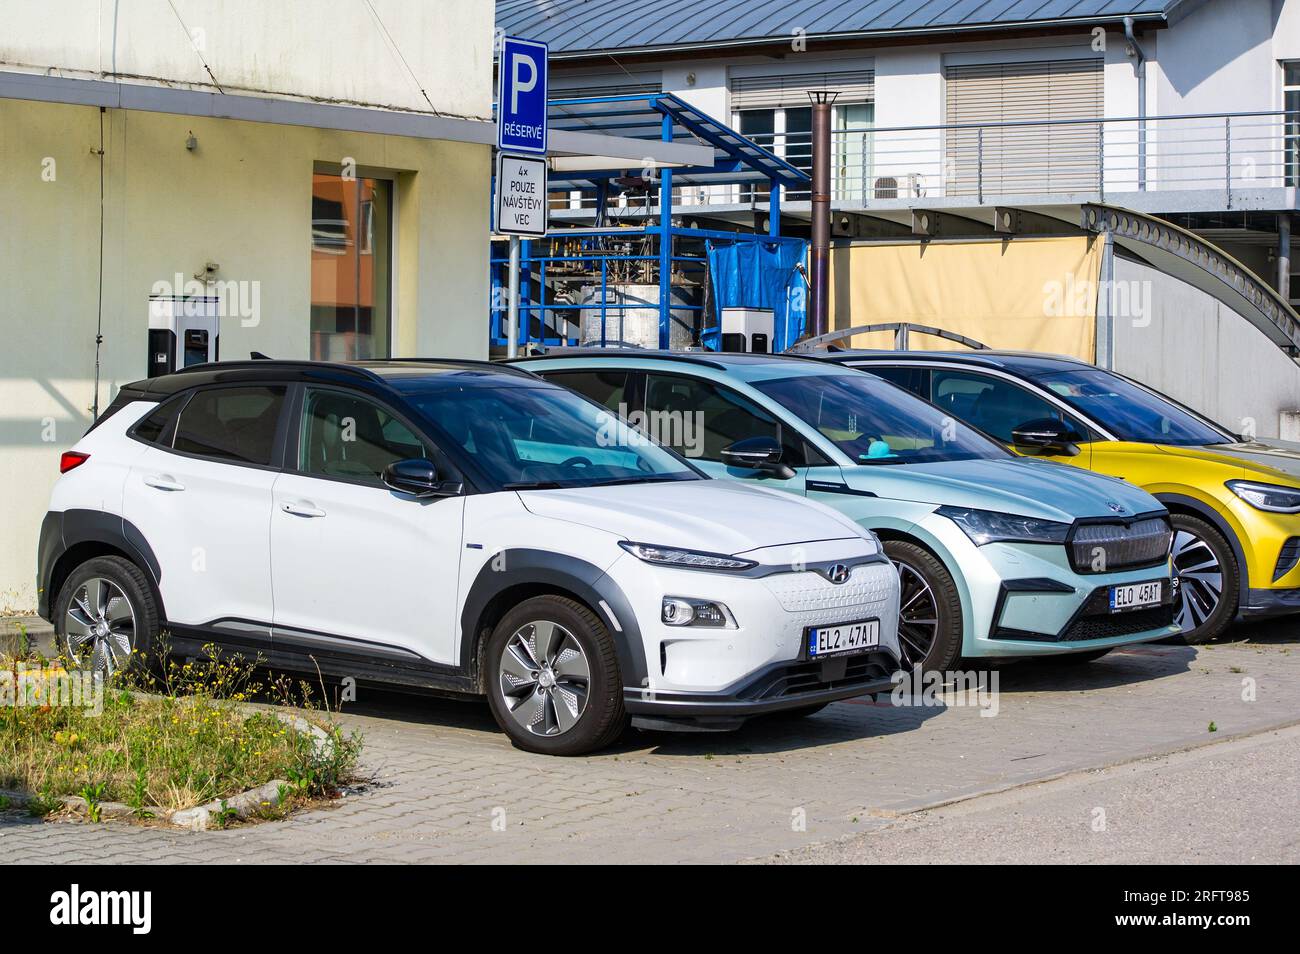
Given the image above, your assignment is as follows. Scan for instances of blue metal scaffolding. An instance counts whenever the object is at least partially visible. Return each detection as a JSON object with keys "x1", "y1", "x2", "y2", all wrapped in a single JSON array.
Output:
[{"x1": 490, "y1": 93, "x2": 810, "y2": 351}]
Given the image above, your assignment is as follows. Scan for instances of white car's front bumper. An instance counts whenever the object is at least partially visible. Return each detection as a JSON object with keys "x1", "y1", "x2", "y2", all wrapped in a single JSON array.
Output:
[{"x1": 602, "y1": 549, "x2": 901, "y2": 727}]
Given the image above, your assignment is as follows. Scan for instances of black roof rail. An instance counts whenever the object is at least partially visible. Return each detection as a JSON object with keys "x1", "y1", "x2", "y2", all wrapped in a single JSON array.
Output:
[
  {"x1": 507, "y1": 348, "x2": 729, "y2": 371},
  {"x1": 169, "y1": 359, "x2": 381, "y2": 380},
  {"x1": 371, "y1": 356, "x2": 540, "y2": 377}
]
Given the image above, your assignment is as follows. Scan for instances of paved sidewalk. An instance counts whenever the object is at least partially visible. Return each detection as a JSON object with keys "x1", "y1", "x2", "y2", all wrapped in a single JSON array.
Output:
[
  {"x1": 766, "y1": 722, "x2": 1300, "y2": 864},
  {"x1": 2, "y1": 624, "x2": 1297, "y2": 863}
]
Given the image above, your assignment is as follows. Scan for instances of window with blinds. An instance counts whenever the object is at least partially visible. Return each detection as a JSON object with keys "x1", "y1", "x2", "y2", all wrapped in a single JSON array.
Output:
[
  {"x1": 944, "y1": 58, "x2": 1103, "y2": 196},
  {"x1": 730, "y1": 70, "x2": 875, "y2": 110}
]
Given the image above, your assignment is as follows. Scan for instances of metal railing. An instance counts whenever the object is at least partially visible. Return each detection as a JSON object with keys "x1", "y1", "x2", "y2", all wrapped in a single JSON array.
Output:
[
  {"x1": 741, "y1": 109, "x2": 1299, "y2": 206},
  {"x1": 549, "y1": 110, "x2": 1298, "y2": 212}
]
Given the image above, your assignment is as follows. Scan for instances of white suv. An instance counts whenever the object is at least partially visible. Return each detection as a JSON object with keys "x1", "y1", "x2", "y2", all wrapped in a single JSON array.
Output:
[{"x1": 37, "y1": 360, "x2": 901, "y2": 755}]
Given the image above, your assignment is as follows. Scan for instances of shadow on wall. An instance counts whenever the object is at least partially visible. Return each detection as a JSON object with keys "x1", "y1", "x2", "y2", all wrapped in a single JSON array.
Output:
[
  {"x1": 0, "y1": 378, "x2": 100, "y2": 614},
  {"x1": 0, "y1": 378, "x2": 95, "y2": 450}
]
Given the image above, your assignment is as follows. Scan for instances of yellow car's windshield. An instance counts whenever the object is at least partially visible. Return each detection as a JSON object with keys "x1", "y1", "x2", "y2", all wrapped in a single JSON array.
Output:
[{"x1": 1035, "y1": 369, "x2": 1234, "y2": 446}]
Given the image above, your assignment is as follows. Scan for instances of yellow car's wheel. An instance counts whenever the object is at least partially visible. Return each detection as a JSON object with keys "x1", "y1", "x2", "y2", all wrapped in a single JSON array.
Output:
[{"x1": 1170, "y1": 513, "x2": 1239, "y2": 644}]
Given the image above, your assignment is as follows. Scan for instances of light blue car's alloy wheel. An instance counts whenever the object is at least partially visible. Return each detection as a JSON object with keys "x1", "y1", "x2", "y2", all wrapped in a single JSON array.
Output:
[
  {"x1": 63, "y1": 577, "x2": 137, "y2": 679},
  {"x1": 1171, "y1": 528, "x2": 1222, "y2": 633},
  {"x1": 498, "y1": 620, "x2": 592, "y2": 737},
  {"x1": 892, "y1": 560, "x2": 939, "y2": 669}
]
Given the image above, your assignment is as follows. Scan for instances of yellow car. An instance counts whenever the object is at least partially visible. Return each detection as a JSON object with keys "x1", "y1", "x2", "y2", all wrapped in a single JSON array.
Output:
[{"x1": 817, "y1": 350, "x2": 1300, "y2": 644}]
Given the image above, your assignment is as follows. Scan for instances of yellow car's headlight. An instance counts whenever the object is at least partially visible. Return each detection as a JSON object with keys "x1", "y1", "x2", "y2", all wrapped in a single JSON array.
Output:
[{"x1": 1225, "y1": 480, "x2": 1300, "y2": 514}]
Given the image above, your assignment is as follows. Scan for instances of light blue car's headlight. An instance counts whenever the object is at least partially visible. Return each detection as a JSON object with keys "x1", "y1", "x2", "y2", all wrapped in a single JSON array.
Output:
[
  {"x1": 619, "y1": 541, "x2": 757, "y2": 571},
  {"x1": 1226, "y1": 480, "x2": 1300, "y2": 514},
  {"x1": 937, "y1": 506, "x2": 1071, "y2": 546}
]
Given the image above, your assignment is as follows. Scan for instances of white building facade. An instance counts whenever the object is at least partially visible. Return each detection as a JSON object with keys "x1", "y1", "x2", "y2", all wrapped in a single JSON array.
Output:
[{"x1": 0, "y1": 0, "x2": 499, "y2": 611}]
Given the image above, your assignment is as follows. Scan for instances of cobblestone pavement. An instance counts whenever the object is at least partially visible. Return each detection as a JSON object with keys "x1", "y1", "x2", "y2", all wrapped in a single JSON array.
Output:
[{"x1": 2, "y1": 621, "x2": 1296, "y2": 864}]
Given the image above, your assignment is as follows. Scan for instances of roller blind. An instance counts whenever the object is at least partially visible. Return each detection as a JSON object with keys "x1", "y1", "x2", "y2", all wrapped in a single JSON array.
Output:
[
  {"x1": 730, "y1": 70, "x2": 875, "y2": 110},
  {"x1": 944, "y1": 59, "x2": 1103, "y2": 195}
]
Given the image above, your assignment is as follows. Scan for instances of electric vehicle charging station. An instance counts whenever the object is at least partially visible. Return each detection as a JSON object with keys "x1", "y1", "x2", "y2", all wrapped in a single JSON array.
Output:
[{"x1": 147, "y1": 295, "x2": 219, "y2": 378}]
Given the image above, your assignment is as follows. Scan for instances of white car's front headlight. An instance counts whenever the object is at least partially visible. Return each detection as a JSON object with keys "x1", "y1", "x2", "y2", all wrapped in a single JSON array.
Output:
[
  {"x1": 1226, "y1": 480, "x2": 1300, "y2": 514},
  {"x1": 619, "y1": 541, "x2": 757, "y2": 572}
]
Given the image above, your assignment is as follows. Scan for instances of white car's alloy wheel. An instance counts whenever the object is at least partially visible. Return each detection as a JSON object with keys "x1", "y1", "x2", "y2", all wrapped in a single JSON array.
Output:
[
  {"x1": 63, "y1": 576, "x2": 137, "y2": 679},
  {"x1": 497, "y1": 620, "x2": 592, "y2": 737}
]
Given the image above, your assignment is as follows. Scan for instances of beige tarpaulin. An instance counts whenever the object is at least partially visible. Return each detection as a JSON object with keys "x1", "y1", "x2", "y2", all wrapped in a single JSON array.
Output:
[{"x1": 828, "y1": 235, "x2": 1105, "y2": 358}]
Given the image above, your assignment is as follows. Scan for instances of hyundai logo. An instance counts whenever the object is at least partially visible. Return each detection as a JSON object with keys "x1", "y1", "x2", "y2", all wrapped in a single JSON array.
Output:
[
  {"x1": 1106, "y1": 501, "x2": 1127, "y2": 514},
  {"x1": 826, "y1": 564, "x2": 851, "y2": 585}
]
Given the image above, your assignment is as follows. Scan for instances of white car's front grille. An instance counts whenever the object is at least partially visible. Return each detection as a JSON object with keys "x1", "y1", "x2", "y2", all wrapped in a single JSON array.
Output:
[{"x1": 763, "y1": 562, "x2": 898, "y2": 627}]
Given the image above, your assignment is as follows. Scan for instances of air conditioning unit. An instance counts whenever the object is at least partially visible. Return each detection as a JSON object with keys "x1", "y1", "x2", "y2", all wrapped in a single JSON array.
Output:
[{"x1": 873, "y1": 174, "x2": 926, "y2": 199}]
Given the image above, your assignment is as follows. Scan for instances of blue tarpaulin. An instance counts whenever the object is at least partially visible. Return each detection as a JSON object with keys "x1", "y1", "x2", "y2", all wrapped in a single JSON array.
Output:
[{"x1": 703, "y1": 238, "x2": 808, "y2": 352}]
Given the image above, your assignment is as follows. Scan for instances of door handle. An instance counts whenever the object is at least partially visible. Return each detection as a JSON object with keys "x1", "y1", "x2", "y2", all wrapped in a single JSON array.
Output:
[
  {"x1": 143, "y1": 474, "x2": 185, "y2": 492},
  {"x1": 281, "y1": 501, "x2": 326, "y2": 518}
]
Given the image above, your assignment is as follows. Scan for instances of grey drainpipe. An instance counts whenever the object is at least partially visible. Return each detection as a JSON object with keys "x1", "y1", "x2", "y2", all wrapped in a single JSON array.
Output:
[{"x1": 1124, "y1": 16, "x2": 1148, "y2": 191}]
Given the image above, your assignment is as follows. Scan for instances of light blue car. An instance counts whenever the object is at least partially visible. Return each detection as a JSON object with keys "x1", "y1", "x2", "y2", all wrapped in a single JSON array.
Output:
[{"x1": 516, "y1": 351, "x2": 1181, "y2": 671}]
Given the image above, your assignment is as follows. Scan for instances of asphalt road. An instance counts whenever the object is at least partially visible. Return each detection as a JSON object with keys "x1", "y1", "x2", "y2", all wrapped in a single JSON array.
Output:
[{"x1": 766, "y1": 721, "x2": 1300, "y2": 864}]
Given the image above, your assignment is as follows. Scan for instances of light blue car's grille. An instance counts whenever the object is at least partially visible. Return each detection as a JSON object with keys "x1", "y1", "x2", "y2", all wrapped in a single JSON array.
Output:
[{"x1": 1069, "y1": 517, "x2": 1171, "y2": 574}]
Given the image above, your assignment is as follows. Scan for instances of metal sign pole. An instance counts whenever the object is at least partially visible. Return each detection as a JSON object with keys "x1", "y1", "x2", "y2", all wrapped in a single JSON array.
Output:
[
  {"x1": 507, "y1": 234, "x2": 521, "y2": 358},
  {"x1": 496, "y1": 36, "x2": 548, "y2": 360}
]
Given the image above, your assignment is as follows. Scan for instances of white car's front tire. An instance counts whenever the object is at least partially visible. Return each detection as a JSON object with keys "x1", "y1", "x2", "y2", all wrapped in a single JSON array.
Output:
[{"x1": 485, "y1": 595, "x2": 627, "y2": 755}]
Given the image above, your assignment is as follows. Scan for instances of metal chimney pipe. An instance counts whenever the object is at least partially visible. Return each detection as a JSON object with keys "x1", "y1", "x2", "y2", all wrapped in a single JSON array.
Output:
[{"x1": 808, "y1": 91, "x2": 837, "y2": 339}]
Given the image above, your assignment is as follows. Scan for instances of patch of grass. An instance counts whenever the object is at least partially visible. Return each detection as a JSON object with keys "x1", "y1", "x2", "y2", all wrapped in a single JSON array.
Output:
[{"x1": 0, "y1": 643, "x2": 362, "y2": 816}]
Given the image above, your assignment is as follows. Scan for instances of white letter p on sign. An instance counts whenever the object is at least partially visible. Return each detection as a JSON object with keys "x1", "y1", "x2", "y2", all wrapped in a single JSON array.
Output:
[{"x1": 511, "y1": 54, "x2": 538, "y2": 112}]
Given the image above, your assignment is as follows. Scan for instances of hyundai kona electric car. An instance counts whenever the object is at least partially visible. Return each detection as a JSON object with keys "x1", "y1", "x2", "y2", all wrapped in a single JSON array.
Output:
[
  {"x1": 812, "y1": 349, "x2": 1300, "y2": 644},
  {"x1": 519, "y1": 351, "x2": 1180, "y2": 672},
  {"x1": 37, "y1": 359, "x2": 902, "y2": 755}
]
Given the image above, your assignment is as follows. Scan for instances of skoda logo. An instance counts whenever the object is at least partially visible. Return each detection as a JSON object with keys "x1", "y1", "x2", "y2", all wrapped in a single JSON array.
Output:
[
  {"x1": 1106, "y1": 501, "x2": 1127, "y2": 514},
  {"x1": 827, "y1": 564, "x2": 850, "y2": 585}
]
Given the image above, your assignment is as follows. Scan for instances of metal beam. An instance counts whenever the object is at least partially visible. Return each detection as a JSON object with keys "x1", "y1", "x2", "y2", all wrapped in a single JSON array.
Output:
[
  {"x1": 0, "y1": 69, "x2": 711, "y2": 168},
  {"x1": 1080, "y1": 204, "x2": 1300, "y2": 355}
]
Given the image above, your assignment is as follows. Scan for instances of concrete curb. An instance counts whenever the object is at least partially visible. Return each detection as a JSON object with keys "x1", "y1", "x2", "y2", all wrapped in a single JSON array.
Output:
[{"x1": 0, "y1": 616, "x2": 54, "y2": 658}]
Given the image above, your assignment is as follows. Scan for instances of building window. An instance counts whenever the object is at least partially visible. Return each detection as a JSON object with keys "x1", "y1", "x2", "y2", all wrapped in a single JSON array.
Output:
[
  {"x1": 311, "y1": 172, "x2": 392, "y2": 360},
  {"x1": 944, "y1": 58, "x2": 1103, "y2": 198},
  {"x1": 730, "y1": 70, "x2": 875, "y2": 201},
  {"x1": 1286, "y1": 62, "x2": 1299, "y2": 187}
]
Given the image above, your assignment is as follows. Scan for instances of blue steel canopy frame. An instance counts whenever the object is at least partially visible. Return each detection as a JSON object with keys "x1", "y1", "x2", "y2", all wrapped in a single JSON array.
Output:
[{"x1": 490, "y1": 93, "x2": 810, "y2": 350}]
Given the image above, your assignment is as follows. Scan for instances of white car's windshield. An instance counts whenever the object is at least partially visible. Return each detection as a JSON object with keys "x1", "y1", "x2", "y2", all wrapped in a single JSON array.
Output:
[
  {"x1": 404, "y1": 383, "x2": 701, "y2": 489},
  {"x1": 753, "y1": 373, "x2": 1012, "y2": 465}
]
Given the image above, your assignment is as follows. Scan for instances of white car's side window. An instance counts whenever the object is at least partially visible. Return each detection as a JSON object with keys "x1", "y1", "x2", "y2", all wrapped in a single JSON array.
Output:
[
  {"x1": 171, "y1": 386, "x2": 287, "y2": 466},
  {"x1": 298, "y1": 388, "x2": 430, "y2": 485}
]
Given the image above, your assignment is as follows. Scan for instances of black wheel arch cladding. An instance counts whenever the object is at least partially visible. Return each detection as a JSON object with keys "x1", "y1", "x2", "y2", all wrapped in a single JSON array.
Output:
[
  {"x1": 459, "y1": 549, "x2": 647, "y2": 690},
  {"x1": 38, "y1": 509, "x2": 163, "y2": 621}
]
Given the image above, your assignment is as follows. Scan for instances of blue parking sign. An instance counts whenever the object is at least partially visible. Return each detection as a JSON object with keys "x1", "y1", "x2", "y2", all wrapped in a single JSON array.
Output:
[{"x1": 498, "y1": 37, "x2": 548, "y2": 155}]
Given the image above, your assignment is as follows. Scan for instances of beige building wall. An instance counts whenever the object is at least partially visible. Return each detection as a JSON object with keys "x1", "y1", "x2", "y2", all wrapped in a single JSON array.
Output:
[
  {"x1": 0, "y1": 97, "x2": 490, "y2": 611},
  {"x1": 827, "y1": 236, "x2": 1102, "y2": 357}
]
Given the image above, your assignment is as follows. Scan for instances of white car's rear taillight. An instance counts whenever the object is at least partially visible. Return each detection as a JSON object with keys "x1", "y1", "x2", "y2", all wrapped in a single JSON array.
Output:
[{"x1": 59, "y1": 451, "x2": 90, "y2": 474}]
